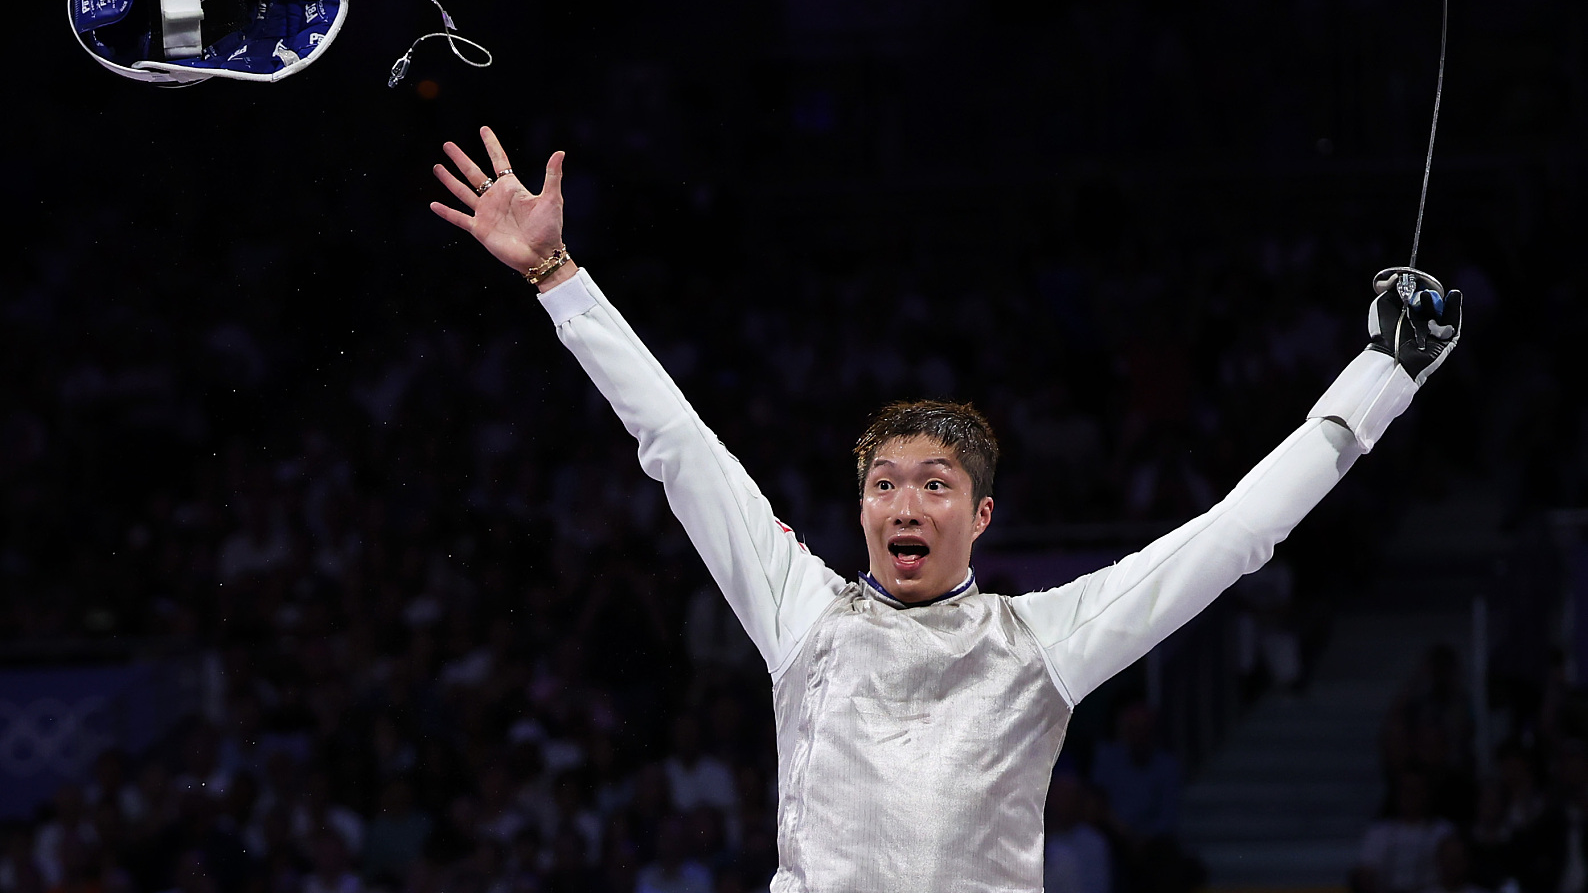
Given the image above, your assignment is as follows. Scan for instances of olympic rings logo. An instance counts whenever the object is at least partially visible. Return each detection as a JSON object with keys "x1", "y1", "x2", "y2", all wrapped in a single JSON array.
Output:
[{"x1": 0, "y1": 697, "x2": 113, "y2": 778}]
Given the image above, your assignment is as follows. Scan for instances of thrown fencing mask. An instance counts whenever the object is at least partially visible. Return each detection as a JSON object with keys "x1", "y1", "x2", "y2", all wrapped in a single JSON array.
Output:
[{"x1": 71, "y1": 0, "x2": 348, "y2": 84}]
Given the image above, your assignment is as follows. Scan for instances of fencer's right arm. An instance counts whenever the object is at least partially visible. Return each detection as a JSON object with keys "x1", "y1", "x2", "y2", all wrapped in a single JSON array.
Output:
[
  {"x1": 536, "y1": 269, "x2": 846, "y2": 677},
  {"x1": 426, "y1": 131, "x2": 841, "y2": 675}
]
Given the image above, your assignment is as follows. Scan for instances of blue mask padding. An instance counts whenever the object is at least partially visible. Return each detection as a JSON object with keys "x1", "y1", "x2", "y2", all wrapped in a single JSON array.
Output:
[
  {"x1": 79, "y1": 0, "x2": 341, "y2": 74},
  {"x1": 73, "y1": 0, "x2": 135, "y2": 31}
]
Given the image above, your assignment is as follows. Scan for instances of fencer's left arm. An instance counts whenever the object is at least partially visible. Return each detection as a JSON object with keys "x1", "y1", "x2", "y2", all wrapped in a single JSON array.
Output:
[
  {"x1": 1012, "y1": 277, "x2": 1463, "y2": 707},
  {"x1": 1008, "y1": 349, "x2": 1424, "y2": 708}
]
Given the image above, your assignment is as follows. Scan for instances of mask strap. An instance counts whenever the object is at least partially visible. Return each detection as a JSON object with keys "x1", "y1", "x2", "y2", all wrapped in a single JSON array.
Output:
[{"x1": 160, "y1": 0, "x2": 205, "y2": 58}]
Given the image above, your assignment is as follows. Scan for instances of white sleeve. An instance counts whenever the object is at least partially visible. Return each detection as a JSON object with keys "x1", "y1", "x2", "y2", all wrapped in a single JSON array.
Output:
[
  {"x1": 537, "y1": 269, "x2": 845, "y2": 678},
  {"x1": 1010, "y1": 350, "x2": 1410, "y2": 707}
]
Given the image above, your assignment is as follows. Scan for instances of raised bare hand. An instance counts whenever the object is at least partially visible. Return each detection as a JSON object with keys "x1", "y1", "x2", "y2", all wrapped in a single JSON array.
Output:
[{"x1": 430, "y1": 126, "x2": 566, "y2": 275}]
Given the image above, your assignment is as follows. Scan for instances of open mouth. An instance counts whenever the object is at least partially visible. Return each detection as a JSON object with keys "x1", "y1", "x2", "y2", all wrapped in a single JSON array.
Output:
[{"x1": 888, "y1": 538, "x2": 930, "y2": 571}]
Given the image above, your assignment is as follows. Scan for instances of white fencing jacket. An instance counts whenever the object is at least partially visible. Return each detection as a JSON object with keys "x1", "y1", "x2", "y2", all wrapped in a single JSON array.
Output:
[{"x1": 537, "y1": 268, "x2": 1418, "y2": 893}]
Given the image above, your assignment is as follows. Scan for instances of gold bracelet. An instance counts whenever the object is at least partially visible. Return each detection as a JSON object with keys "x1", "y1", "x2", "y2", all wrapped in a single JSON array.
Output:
[{"x1": 523, "y1": 247, "x2": 571, "y2": 286}]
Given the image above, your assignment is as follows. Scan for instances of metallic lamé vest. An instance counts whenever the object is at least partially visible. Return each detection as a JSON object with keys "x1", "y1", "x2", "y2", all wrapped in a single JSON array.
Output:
[{"x1": 770, "y1": 579, "x2": 1071, "y2": 893}]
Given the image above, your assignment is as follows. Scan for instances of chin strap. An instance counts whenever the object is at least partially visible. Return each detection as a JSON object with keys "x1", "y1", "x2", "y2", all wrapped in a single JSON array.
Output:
[
  {"x1": 160, "y1": 0, "x2": 205, "y2": 58},
  {"x1": 388, "y1": 0, "x2": 493, "y2": 88}
]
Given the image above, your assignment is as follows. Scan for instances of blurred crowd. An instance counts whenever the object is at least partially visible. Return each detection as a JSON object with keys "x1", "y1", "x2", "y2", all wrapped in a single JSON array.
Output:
[
  {"x1": 4, "y1": 0, "x2": 1585, "y2": 892},
  {"x1": 1351, "y1": 645, "x2": 1588, "y2": 893}
]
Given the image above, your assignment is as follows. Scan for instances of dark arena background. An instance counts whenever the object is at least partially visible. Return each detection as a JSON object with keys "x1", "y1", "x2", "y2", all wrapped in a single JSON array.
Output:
[{"x1": 4, "y1": 1, "x2": 1587, "y2": 892}]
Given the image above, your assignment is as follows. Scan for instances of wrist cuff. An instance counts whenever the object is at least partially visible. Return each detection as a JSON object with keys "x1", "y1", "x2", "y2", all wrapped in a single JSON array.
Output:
[
  {"x1": 537, "y1": 267, "x2": 599, "y2": 326},
  {"x1": 1307, "y1": 349, "x2": 1418, "y2": 452}
]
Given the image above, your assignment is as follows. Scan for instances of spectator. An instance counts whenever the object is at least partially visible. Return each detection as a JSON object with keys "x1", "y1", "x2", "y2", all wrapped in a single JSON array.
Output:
[
  {"x1": 1517, "y1": 738, "x2": 1588, "y2": 893},
  {"x1": 40, "y1": 831, "x2": 98, "y2": 893},
  {"x1": 584, "y1": 733, "x2": 632, "y2": 818},
  {"x1": 1393, "y1": 646, "x2": 1476, "y2": 774},
  {"x1": 1091, "y1": 702, "x2": 1180, "y2": 842},
  {"x1": 218, "y1": 773, "x2": 259, "y2": 842},
  {"x1": 34, "y1": 787, "x2": 97, "y2": 890},
  {"x1": 1044, "y1": 775, "x2": 1112, "y2": 893},
  {"x1": 683, "y1": 587, "x2": 758, "y2": 677},
  {"x1": 1353, "y1": 770, "x2": 1456, "y2": 893},
  {"x1": 243, "y1": 802, "x2": 297, "y2": 881},
  {"x1": 663, "y1": 717, "x2": 736, "y2": 819},
  {"x1": 426, "y1": 795, "x2": 482, "y2": 868},
  {"x1": 1090, "y1": 702, "x2": 1200, "y2": 893},
  {"x1": 159, "y1": 792, "x2": 251, "y2": 893},
  {"x1": 1496, "y1": 744, "x2": 1548, "y2": 841},
  {"x1": 361, "y1": 780, "x2": 431, "y2": 881},
  {"x1": 1412, "y1": 721, "x2": 1477, "y2": 827},
  {"x1": 624, "y1": 764, "x2": 673, "y2": 866},
  {"x1": 82, "y1": 752, "x2": 132, "y2": 820},
  {"x1": 596, "y1": 845, "x2": 638, "y2": 893},
  {"x1": 476, "y1": 766, "x2": 528, "y2": 848},
  {"x1": 303, "y1": 831, "x2": 361, "y2": 893},
  {"x1": 156, "y1": 851, "x2": 214, "y2": 893},
  {"x1": 635, "y1": 816, "x2": 712, "y2": 893},
  {"x1": 683, "y1": 805, "x2": 732, "y2": 875},
  {"x1": 1, "y1": 831, "x2": 46, "y2": 893},
  {"x1": 288, "y1": 773, "x2": 363, "y2": 860},
  {"x1": 174, "y1": 724, "x2": 232, "y2": 801},
  {"x1": 540, "y1": 828, "x2": 597, "y2": 893},
  {"x1": 1465, "y1": 779, "x2": 1514, "y2": 890},
  {"x1": 1419, "y1": 836, "x2": 1490, "y2": 893},
  {"x1": 541, "y1": 774, "x2": 600, "y2": 865},
  {"x1": 1232, "y1": 560, "x2": 1303, "y2": 695},
  {"x1": 503, "y1": 827, "x2": 544, "y2": 891},
  {"x1": 216, "y1": 500, "x2": 294, "y2": 584}
]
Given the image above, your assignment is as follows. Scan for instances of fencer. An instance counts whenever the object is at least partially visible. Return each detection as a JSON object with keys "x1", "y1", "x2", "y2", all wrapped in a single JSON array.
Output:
[{"x1": 429, "y1": 126, "x2": 1462, "y2": 893}]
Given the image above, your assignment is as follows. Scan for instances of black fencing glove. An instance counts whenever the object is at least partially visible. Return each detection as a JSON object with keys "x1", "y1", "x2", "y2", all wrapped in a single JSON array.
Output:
[{"x1": 1367, "y1": 269, "x2": 1462, "y2": 387}]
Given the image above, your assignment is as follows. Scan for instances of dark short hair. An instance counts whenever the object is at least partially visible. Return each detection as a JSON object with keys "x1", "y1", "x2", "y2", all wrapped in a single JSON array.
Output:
[{"x1": 853, "y1": 400, "x2": 999, "y2": 504}]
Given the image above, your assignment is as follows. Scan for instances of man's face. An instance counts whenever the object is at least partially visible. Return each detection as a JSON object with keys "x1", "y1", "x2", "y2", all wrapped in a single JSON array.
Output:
[{"x1": 860, "y1": 435, "x2": 993, "y2": 603}]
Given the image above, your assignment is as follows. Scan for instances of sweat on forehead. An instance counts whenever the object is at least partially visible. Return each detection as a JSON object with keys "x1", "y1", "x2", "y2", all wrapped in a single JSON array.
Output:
[
  {"x1": 853, "y1": 400, "x2": 999, "y2": 503},
  {"x1": 869, "y1": 452, "x2": 956, "y2": 470}
]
